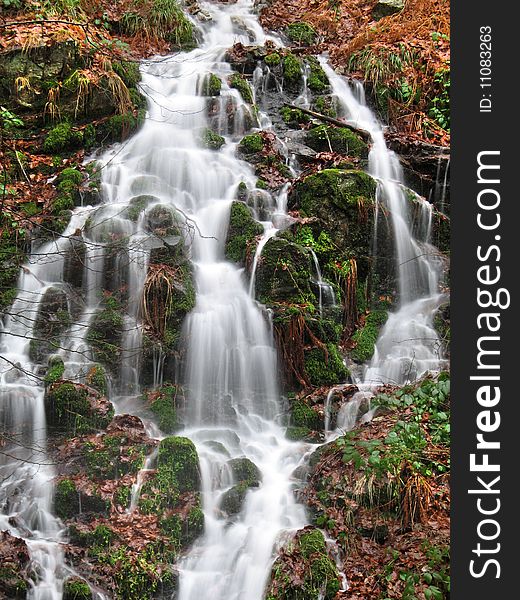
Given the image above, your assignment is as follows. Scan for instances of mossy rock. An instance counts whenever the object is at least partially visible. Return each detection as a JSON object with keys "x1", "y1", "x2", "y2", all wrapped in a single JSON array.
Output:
[
  {"x1": 145, "y1": 204, "x2": 182, "y2": 237},
  {"x1": 304, "y1": 344, "x2": 349, "y2": 387},
  {"x1": 43, "y1": 122, "x2": 83, "y2": 154},
  {"x1": 86, "y1": 364, "x2": 109, "y2": 396},
  {"x1": 312, "y1": 94, "x2": 338, "y2": 118},
  {"x1": 227, "y1": 457, "x2": 261, "y2": 485},
  {"x1": 125, "y1": 194, "x2": 157, "y2": 222},
  {"x1": 98, "y1": 109, "x2": 145, "y2": 143},
  {"x1": 350, "y1": 309, "x2": 388, "y2": 362},
  {"x1": 45, "y1": 381, "x2": 114, "y2": 435},
  {"x1": 264, "y1": 52, "x2": 281, "y2": 67},
  {"x1": 86, "y1": 301, "x2": 125, "y2": 373},
  {"x1": 238, "y1": 133, "x2": 264, "y2": 155},
  {"x1": 220, "y1": 481, "x2": 257, "y2": 516},
  {"x1": 254, "y1": 237, "x2": 315, "y2": 306},
  {"x1": 280, "y1": 106, "x2": 310, "y2": 128},
  {"x1": 201, "y1": 73, "x2": 221, "y2": 96},
  {"x1": 200, "y1": 127, "x2": 225, "y2": 150},
  {"x1": 225, "y1": 201, "x2": 263, "y2": 265},
  {"x1": 147, "y1": 384, "x2": 180, "y2": 434},
  {"x1": 55, "y1": 479, "x2": 109, "y2": 520},
  {"x1": 288, "y1": 169, "x2": 377, "y2": 281},
  {"x1": 84, "y1": 435, "x2": 147, "y2": 480},
  {"x1": 266, "y1": 527, "x2": 340, "y2": 600},
  {"x1": 44, "y1": 355, "x2": 65, "y2": 387},
  {"x1": 63, "y1": 578, "x2": 93, "y2": 600},
  {"x1": 290, "y1": 399, "x2": 320, "y2": 430},
  {"x1": 229, "y1": 73, "x2": 254, "y2": 104},
  {"x1": 305, "y1": 56, "x2": 329, "y2": 93},
  {"x1": 286, "y1": 22, "x2": 317, "y2": 46},
  {"x1": 138, "y1": 436, "x2": 200, "y2": 514},
  {"x1": 305, "y1": 125, "x2": 368, "y2": 157},
  {"x1": 29, "y1": 287, "x2": 70, "y2": 363},
  {"x1": 283, "y1": 53, "x2": 303, "y2": 88}
]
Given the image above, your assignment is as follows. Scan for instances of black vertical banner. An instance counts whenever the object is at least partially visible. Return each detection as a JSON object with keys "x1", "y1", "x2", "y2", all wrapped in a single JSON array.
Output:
[{"x1": 451, "y1": 1, "x2": 516, "y2": 598}]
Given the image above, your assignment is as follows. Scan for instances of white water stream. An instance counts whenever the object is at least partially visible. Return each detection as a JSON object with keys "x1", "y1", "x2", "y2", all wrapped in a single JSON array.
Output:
[{"x1": 0, "y1": 1, "x2": 447, "y2": 598}]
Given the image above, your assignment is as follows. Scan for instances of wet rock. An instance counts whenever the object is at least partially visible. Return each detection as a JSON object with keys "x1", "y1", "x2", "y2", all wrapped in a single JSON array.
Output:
[
  {"x1": 29, "y1": 287, "x2": 70, "y2": 364},
  {"x1": 304, "y1": 125, "x2": 368, "y2": 158},
  {"x1": 227, "y1": 457, "x2": 261, "y2": 484},
  {"x1": 225, "y1": 201, "x2": 263, "y2": 265}
]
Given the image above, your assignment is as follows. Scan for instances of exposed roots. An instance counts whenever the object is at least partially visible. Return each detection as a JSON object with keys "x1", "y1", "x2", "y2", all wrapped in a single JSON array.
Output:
[{"x1": 142, "y1": 264, "x2": 179, "y2": 339}]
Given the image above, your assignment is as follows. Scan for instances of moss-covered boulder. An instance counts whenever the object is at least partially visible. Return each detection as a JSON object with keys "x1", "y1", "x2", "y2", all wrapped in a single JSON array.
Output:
[
  {"x1": 304, "y1": 125, "x2": 368, "y2": 158},
  {"x1": 350, "y1": 309, "x2": 388, "y2": 362},
  {"x1": 63, "y1": 578, "x2": 93, "y2": 600},
  {"x1": 55, "y1": 478, "x2": 109, "y2": 520},
  {"x1": 200, "y1": 128, "x2": 225, "y2": 150},
  {"x1": 86, "y1": 299, "x2": 125, "y2": 374},
  {"x1": 63, "y1": 231, "x2": 86, "y2": 289},
  {"x1": 225, "y1": 201, "x2": 263, "y2": 265},
  {"x1": 288, "y1": 169, "x2": 377, "y2": 283},
  {"x1": 305, "y1": 56, "x2": 330, "y2": 94},
  {"x1": 227, "y1": 457, "x2": 261, "y2": 485},
  {"x1": 44, "y1": 381, "x2": 114, "y2": 435},
  {"x1": 283, "y1": 53, "x2": 303, "y2": 89},
  {"x1": 201, "y1": 73, "x2": 222, "y2": 96},
  {"x1": 229, "y1": 73, "x2": 254, "y2": 104},
  {"x1": 138, "y1": 436, "x2": 200, "y2": 514},
  {"x1": 145, "y1": 384, "x2": 181, "y2": 434},
  {"x1": 304, "y1": 344, "x2": 349, "y2": 387},
  {"x1": 266, "y1": 527, "x2": 340, "y2": 600},
  {"x1": 238, "y1": 133, "x2": 264, "y2": 156},
  {"x1": 254, "y1": 237, "x2": 314, "y2": 306},
  {"x1": 29, "y1": 287, "x2": 70, "y2": 363}
]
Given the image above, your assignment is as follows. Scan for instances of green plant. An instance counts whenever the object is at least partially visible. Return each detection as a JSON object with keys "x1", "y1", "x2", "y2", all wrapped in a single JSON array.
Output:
[
  {"x1": 0, "y1": 106, "x2": 24, "y2": 130},
  {"x1": 428, "y1": 67, "x2": 450, "y2": 131}
]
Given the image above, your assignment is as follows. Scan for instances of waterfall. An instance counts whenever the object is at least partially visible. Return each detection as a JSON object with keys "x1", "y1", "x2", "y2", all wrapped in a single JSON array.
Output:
[
  {"x1": 0, "y1": 0, "x2": 448, "y2": 596},
  {"x1": 319, "y1": 59, "x2": 447, "y2": 386}
]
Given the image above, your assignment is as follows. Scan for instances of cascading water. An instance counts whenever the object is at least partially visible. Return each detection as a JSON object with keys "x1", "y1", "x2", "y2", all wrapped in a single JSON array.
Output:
[
  {"x1": 319, "y1": 59, "x2": 447, "y2": 387},
  {"x1": 0, "y1": 0, "x2": 448, "y2": 597}
]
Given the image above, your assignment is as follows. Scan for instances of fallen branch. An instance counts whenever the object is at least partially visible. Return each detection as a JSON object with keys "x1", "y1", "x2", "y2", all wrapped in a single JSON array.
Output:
[{"x1": 284, "y1": 103, "x2": 372, "y2": 142}]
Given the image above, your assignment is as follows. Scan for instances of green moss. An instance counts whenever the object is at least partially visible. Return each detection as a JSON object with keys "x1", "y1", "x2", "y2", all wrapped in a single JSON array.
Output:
[
  {"x1": 63, "y1": 578, "x2": 92, "y2": 600},
  {"x1": 55, "y1": 479, "x2": 79, "y2": 519},
  {"x1": 286, "y1": 22, "x2": 317, "y2": 46},
  {"x1": 227, "y1": 457, "x2": 261, "y2": 485},
  {"x1": 312, "y1": 95, "x2": 337, "y2": 118},
  {"x1": 305, "y1": 125, "x2": 368, "y2": 157},
  {"x1": 86, "y1": 364, "x2": 108, "y2": 395},
  {"x1": 202, "y1": 73, "x2": 221, "y2": 96},
  {"x1": 304, "y1": 344, "x2": 349, "y2": 386},
  {"x1": 100, "y1": 110, "x2": 145, "y2": 143},
  {"x1": 283, "y1": 53, "x2": 303, "y2": 85},
  {"x1": 285, "y1": 426, "x2": 313, "y2": 441},
  {"x1": 299, "y1": 529, "x2": 327, "y2": 557},
  {"x1": 58, "y1": 167, "x2": 83, "y2": 186},
  {"x1": 220, "y1": 481, "x2": 252, "y2": 515},
  {"x1": 85, "y1": 437, "x2": 146, "y2": 479},
  {"x1": 280, "y1": 106, "x2": 310, "y2": 127},
  {"x1": 45, "y1": 381, "x2": 113, "y2": 434},
  {"x1": 254, "y1": 237, "x2": 315, "y2": 306},
  {"x1": 200, "y1": 127, "x2": 225, "y2": 150},
  {"x1": 266, "y1": 528, "x2": 340, "y2": 600},
  {"x1": 44, "y1": 356, "x2": 65, "y2": 386},
  {"x1": 112, "y1": 60, "x2": 141, "y2": 87},
  {"x1": 350, "y1": 309, "x2": 388, "y2": 362},
  {"x1": 229, "y1": 73, "x2": 254, "y2": 104},
  {"x1": 265, "y1": 52, "x2": 281, "y2": 67},
  {"x1": 139, "y1": 436, "x2": 200, "y2": 514},
  {"x1": 148, "y1": 384, "x2": 179, "y2": 434},
  {"x1": 238, "y1": 132, "x2": 264, "y2": 155},
  {"x1": 305, "y1": 56, "x2": 329, "y2": 93},
  {"x1": 86, "y1": 301, "x2": 125, "y2": 372},
  {"x1": 225, "y1": 201, "x2": 263, "y2": 264},
  {"x1": 126, "y1": 194, "x2": 155, "y2": 221},
  {"x1": 43, "y1": 122, "x2": 83, "y2": 154},
  {"x1": 291, "y1": 400, "x2": 320, "y2": 429}
]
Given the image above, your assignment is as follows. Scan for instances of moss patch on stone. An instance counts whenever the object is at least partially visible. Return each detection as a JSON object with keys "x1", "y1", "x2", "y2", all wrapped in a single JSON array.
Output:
[
  {"x1": 305, "y1": 124, "x2": 368, "y2": 157},
  {"x1": 225, "y1": 201, "x2": 263, "y2": 265},
  {"x1": 350, "y1": 309, "x2": 388, "y2": 362},
  {"x1": 229, "y1": 73, "x2": 254, "y2": 104}
]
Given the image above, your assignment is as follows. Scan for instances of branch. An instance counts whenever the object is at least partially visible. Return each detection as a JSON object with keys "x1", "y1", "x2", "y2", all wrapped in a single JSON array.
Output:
[{"x1": 284, "y1": 103, "x2": 372, "y2": 142}]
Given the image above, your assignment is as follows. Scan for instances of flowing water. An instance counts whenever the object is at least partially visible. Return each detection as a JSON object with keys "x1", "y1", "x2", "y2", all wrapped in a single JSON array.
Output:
[
  {"x1": 0, "y1": 1, "x2": 447, "y2": 597},
  {"x1": 319, "y1": 59, "x2": 447, "y2": 387}
]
